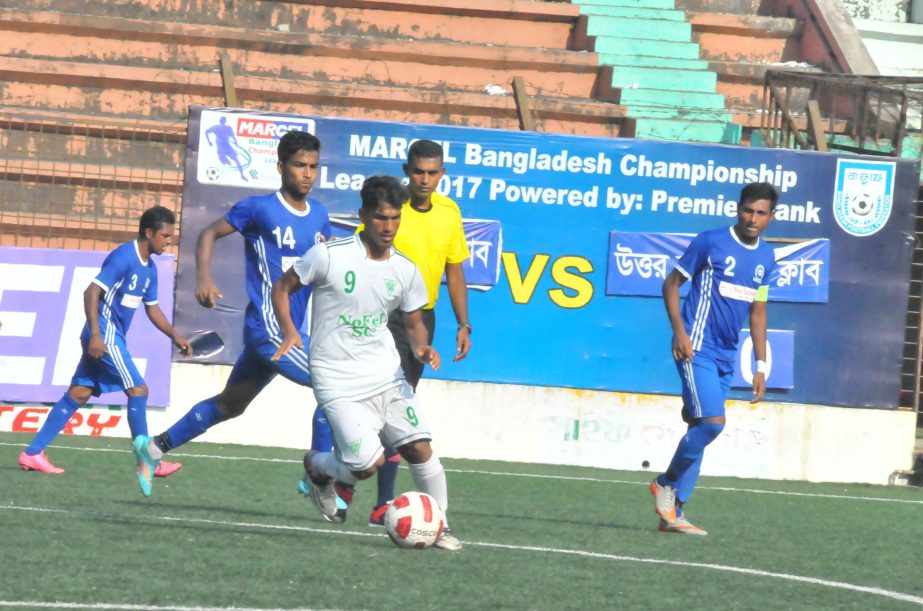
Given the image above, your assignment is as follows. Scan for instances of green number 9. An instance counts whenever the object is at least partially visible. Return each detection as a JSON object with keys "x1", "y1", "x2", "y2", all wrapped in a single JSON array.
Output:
[
  {"x1": 344, "y1": 270, "x2": 355, "y2": 293},
  {"x1": 406, "y1": 405, "x2": 419, "y2": 427}
]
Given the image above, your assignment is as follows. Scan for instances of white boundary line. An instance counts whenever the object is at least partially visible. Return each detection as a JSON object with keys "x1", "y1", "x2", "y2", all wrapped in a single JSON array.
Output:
[
  {"x1": 3, "y1": 504, "x2": 923, "y2": 607},
  {"x1": 3, "y1": 441, "x2": 923, "y2": 505},
  {"x1": 0, "y1": 603, "x2": 320, "y2": 611}
]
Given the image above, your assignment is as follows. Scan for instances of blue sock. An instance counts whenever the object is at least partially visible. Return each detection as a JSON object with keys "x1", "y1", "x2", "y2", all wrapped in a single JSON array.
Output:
[
  {"x1": 164, "y1": 396, "x2": 227, "y2": 450},
  {"x1": 675, "y1": 453, "x2": 704, "y2": 504},
  {"x1": 26, "y1": 394, "x2": 82, "y2": 455},
  {"x1": 126, "y1": 395, "x2": 148, "y2": 439},
  {"x1": 376, "y1": 447, "x2": 400, "y2": 507},
  {"x1": 310, "y1": 406, "x2": 333, "y2": 452},
  {"x1": 662, "y1": 420, "x2": 725, "y2": 494}
]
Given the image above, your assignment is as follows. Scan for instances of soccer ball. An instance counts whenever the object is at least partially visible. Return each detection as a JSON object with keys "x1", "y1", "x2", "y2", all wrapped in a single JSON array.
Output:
[{"x1": 384, "y1": 491, "x2": 445, "y2": 549}]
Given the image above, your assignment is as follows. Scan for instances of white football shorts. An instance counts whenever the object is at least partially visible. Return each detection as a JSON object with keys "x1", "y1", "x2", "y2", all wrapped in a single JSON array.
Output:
[{"x1": 322, "y1": 381, "x2": 432, "y2": 471}]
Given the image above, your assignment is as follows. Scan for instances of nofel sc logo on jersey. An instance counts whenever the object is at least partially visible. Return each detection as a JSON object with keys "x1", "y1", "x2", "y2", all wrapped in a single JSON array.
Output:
[{"x1": 236, "y1": 118, "x2": 316, "y2": 139}]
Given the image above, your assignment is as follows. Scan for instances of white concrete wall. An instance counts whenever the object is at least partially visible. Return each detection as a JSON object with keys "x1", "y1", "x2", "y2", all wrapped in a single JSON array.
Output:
[
  {"x1": 840, "y1": 0, "x2": 910, "y2": 22},
  {"x1": 853, "y1": 19, "x2": 923, "y2": 75},
  {"x1": 4, "y1": 361, "x2": 914, "y2": 485}
]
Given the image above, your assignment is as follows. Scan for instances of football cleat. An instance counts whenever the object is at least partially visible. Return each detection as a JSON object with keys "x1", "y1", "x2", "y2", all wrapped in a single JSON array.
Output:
[
  {"x1": 434, "y1": 526, "x2": 463, "y2": 551},
  {"x1": 299, "y1": 478, "x2": 348, "y2": 523},
  {"x1": 132, "y1": 435, "x2": 160, "y2": 497},
  {"x1": 368, "y1": 501, "x2": 391, "y2": 527},
  {"x1": 154, "y1": 460, "x2": 182, "y2": 477},
  {"x1": 659, "y1": 515, "x2": 708, "y2": 536},
  {"x1": 301, "y1": 451, "x2": 338, "y2": 518},
  {"x1": 18, "y1": 450, "x2": 65, "y2": 474},
  {"x1": 649, "y1": 478, "x2": 677, "y2": 523}
]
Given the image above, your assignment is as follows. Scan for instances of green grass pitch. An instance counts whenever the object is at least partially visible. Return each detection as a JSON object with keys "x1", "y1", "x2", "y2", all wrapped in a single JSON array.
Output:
[{"x1": 2, "y1": 431, "x2": 922, "y2": 610}]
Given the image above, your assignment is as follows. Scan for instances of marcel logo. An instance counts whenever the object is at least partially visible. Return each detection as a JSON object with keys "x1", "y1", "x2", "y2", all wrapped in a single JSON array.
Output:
[{"x1": 236, "y1": 118, "x2": 316, "y2": 139}]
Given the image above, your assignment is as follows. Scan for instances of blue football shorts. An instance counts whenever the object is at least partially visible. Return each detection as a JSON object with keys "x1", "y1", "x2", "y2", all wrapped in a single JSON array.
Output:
[
  {"x1": 71, "y1": 333, "x2": 145, "y2": 396},
  {"x1": 227, "y1": 333, "x2": 312, "y2": 392},
  {"x1": 675, "y1": 354, "x2": 734, "y2": 421}
]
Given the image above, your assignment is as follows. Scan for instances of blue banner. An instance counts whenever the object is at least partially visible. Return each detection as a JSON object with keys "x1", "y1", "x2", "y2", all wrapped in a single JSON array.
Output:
[
  {"x1": 606, "y1": 232, "x2": 829, "y2": 303},
  {"x1": 0, "y1": 247, "x2": 175, "y2": 407},
  {"x1": 176, "y1": 107, "x2": 919, "y2": 408},
  {"x1": 731, "y1": 329, "x2": 795, "y2": 389}
]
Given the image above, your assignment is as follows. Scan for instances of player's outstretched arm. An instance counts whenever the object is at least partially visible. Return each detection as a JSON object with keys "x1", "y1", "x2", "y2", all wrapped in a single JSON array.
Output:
[
  {"x1": 445, "y1": 262, "x2": 471, "y2": 362},
  {"x1": 749, "y1": 300, "x2": 768, "y2": 403},
  {"x1": 145, "y1": 304, "x2": 192, "y2": 356},
  {"x1": 83, "y1": 283, "x2": 107, "y2": 359},
  {"x1": 195, "y1": 217, "x2": 237, "y2": 307},
  {"x1": 270, "y1": 268, "x2": 304, "y2": 361},
  {"x1": 662, "y1": 269, "x2": 693, "y2": 362},
  {"x1": 405, "y1": 310, "x2": 441, "y2": 371}
]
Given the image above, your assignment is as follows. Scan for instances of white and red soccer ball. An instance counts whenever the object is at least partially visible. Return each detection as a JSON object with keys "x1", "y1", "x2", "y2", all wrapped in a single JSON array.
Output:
[{"x1": 384, "y1": 491, "x2": 445, "y2": 549}]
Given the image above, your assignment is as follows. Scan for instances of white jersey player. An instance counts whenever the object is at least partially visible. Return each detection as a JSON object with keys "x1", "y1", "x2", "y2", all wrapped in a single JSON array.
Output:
[{"x1": 271, "y1": 175, "x2": 462, "y2": 551}]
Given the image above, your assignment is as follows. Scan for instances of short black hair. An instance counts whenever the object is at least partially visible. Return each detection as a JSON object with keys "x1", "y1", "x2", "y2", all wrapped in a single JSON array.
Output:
[
  {"x1": 138, "y1": 205, "x2": 176, "y2": 238},
  {"x1": 407, "y1": 139, "x2": 443, "y2": 165},
  {"x1": 740, "y1": 182, "x2": 779, "y2": 209},
  {"x1": 360, "y1": 175, "x2": 408, "y2": 211},
  {"x1": 278, "y1": 131, "x2": 321, "y2": 165}
]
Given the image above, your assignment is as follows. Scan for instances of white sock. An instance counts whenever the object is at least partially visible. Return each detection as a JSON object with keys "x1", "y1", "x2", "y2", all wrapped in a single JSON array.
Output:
[
  {"x1": 147, "y1": 440, "x2": 163, "y2": 461},
  {"x1": 409, "y1": 454, "x2": 448, "y2": 516},
  {"x1": 313, "y1": 452, "x2": 358, "y2": 485}
]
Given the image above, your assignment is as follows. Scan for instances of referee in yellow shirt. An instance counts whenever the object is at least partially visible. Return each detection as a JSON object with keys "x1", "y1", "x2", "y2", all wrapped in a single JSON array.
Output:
[
  {"x1": 389, "y1": 139, "x2": 472, "y2": 385},
  {"x1": 339, "y1": 139, "x2": 472, "y2": 526}
]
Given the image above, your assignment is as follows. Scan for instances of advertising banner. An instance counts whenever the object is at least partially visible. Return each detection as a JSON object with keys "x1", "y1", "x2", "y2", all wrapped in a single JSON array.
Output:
[
  {"x1": 0, "y1": 247, "x2": 175, "y2": 406},
  {"x1": 606, "y1": 232, "x2": 830, "y2": 303},
  {"x1": 175, "y1": 106, "x2": 919, "y2": 408}
]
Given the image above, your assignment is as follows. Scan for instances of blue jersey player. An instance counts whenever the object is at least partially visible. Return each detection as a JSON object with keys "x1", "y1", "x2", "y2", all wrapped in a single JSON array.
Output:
[
  {"x1": 18, "y1": 206, "x2": 192, "y2": 498},
  {"x1": 649, "y1": 182, "x2": 778, "y2": 536},
  {"x1": 150, "y1": 130, "x2": 332, "y2": 472}
]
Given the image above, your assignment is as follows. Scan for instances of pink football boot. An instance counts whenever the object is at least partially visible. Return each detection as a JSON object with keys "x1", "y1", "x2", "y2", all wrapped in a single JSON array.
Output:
[{"x1": 18, "y1": 450, "x2": 65, "y2": 474}]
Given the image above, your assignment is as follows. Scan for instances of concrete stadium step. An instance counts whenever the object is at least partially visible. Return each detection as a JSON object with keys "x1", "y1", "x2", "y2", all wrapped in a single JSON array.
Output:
[
  {"x1": 633, "y1": 116, "x2": 740, "y2": 143},
  {"x1": 0, "y1": 107, "x2": 186, "y2": 250},
  {"x1": 600, "y1": 54, "x2": 709, "y2": 70},
  {"x1": 0, "y1": 157, "x2": 182, "y2": 192},
  {"x1": 593, "y1": 35, "x2": 703, "y2": 59},
  {"x1": 586, "y1": 15, "x2": 692, "y2": 42},
  {"x1": 689, "y1": 12, "x2": 802, "y2": 62},
  {"x1": 612, "y1": 65, "x2": 717, "y2": 93},
  {"x1": 619, "y1": 87, "x2": 726, "y2": 110},
  {"x1": 0, "y1": 211, "x2": 138, "y2": 250},
  {"x1": 675, "y1": 0, "x2": 762, "y2": 14},
  {"x1": 576, "y1": 5, "x2": 686, "y2": 21},
  {"x1": 0, "y1": 57, "x2": 633, "y2": 137},
  {"x1": 0, "y1": 9, "x2": 616, "y2": 102},
  {"x1": 709, "y1": 61, "x2": 819, "y2": 111},
  {"x1": 574, "y1": 0, "x2": 679, "y2": 10},
  {"x1": 0, "y1": 109, "x2": 184, "y2": 168},
  {"x1": 629, "y1": 106, "x2": 733, "y2": 121},
  {"x1": 9, "y1": 0, "x2": 583, "y2": 48},
  {"x1": 688, "y1": 12, "x2": 802, "y2": 37}
]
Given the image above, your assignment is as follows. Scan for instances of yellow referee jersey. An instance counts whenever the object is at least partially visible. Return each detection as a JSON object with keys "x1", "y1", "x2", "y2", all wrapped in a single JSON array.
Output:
[{"x1": 358, "y1": 192, "x2": 469, "y2": 309}]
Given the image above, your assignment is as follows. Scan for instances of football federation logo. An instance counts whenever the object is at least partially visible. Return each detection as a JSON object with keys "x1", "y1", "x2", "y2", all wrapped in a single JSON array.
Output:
[
  {"x1": 832, "y1": 160, "x2": 895, "y2": 237},
  {"x1": 384, "y1": 279, "x2": 397, "y2": 296}
]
